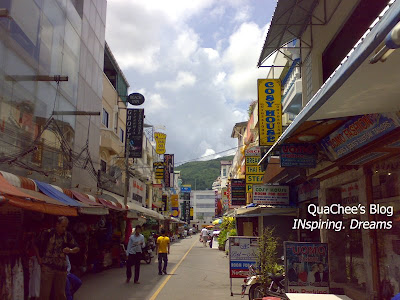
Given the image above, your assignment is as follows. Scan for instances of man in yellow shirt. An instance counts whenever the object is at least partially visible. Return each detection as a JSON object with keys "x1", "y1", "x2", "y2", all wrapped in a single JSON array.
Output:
[{"x1": 156, "y1": 229, "x2": 170, "y2": 275}]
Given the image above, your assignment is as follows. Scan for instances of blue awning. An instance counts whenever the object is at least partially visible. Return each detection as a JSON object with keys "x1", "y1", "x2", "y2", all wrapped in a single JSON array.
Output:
[
  {"x1": 35, "y1": 181, "x2": 82, "y2": 207},
  {"x1": 259, "y1": 0, "x2": 400, "y2": 165}
]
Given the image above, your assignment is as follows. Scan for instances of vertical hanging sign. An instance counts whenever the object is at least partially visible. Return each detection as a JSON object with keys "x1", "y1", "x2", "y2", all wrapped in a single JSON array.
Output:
[
  {"x1": 258, "y1": 79, "x2": 282, "y2": 146},
  {"x1": 164, "y1": 154, "x2": 174, "y2": 188},
  {"x1": 125, "y1": 109, "x2": 144, "y2": 158}
]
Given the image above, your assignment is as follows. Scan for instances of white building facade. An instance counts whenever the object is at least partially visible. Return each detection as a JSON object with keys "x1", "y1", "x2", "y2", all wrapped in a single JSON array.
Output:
[{"x1": 191, "y1": 190, "x2": 216, "y2": 225}]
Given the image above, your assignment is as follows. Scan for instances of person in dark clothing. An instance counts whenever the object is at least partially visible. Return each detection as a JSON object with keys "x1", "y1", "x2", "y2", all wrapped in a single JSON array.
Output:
[
  {"x1": 288, "y1": 263, "x2": 299, "y2": 283},
  {"x1": 314, "y1": 263, "x2": 329, "y2": 283},
  {"x1": 34, "y1": 216, "x2": 80, "y2": 300}
]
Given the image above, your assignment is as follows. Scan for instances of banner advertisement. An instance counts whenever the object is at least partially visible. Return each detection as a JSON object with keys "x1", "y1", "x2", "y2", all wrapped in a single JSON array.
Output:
[
  {"x1": 284, "y1": 242, "x2": 329, "y2": 294},
  {"x1": 130, "y1": 178, "x2": 145, "y2": 204},
  {"x1": 246, "y1": 174, "x2": 264, "y2": 184},
  {"x1": 184, "y1": 200, "x2": 190, "y2": 224},
  {"x1": 341, "y1": 182, "x2": 359, "y2": 206},
  {"x1": 280, "y1": 144, "x2": 317, "y2": 168},
  {"x1": 230, "y1": 179, "x2": 246, "y2": 207},
  {"x1": 245, "y1": 146, "x2": 261, "y2": 157},
  {"x1": 298, "y1": 179, "x2": 319, "y2": 203},
  {"x1": 190, "y1": 207, "x2": 193, "y2": 220},
  {"x1": 245, "y1": 156, "x2": 261, "y2": 166},
  {"x1": 170, "y1": 194, "x2": 179, "y2": 217},
  {"x1": 154, "y1": 132, "x2": 167, "y2": 155},
  {"x1": 253, "y1": 185, "x2": 289, "y2": 205},
  {"x1": 258, "y1": 79, "x2": 282, "y2": 146},
  {"x1": 321, "y1": 113, "x2": 400, "y2": 161},
  {"x1": 125, "y1": 109, "x2": 144, "y2": 158},
  {"x1": 164, "y1": 154, "x2": 174, "y2": 187},
  {"x1": 162, "y1": 195, "x2": 167, "y2": 212},
  {"x1": 229, "y1": 236, "x2": 259, "y2": 278},
  {"x1": 155, "y1": 167, "x2": 164, "y2": 179}
]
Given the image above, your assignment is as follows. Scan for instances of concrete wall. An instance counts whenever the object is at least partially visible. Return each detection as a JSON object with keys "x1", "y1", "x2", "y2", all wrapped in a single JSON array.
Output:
[
  {"x1": 72, "y1": 0, "x2": 107, "y2": 191},
  {"x1": 300, "y1": 0, "x2": 359, "y2": 104}
]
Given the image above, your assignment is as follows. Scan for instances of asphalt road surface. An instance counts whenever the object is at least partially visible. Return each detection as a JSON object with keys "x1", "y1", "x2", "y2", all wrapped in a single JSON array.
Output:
[{"x1": 75, "y1": 234, "x2": 244, "y2": 300}]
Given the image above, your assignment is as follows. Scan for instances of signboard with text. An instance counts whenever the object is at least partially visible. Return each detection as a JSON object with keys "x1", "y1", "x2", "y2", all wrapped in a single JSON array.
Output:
[
  {"x1": 258, "y1": 79, "x2": 282, "y2": 146},
  {"x1": 154, "y1": 132, "x2": 166, "y2": 154},
  {"x1": 164, "y1": 154, "x2": 174, "y2": 187},
  {"x1": 230, "y1": 179, "x2": 246, "y2": 207},
  {"x1": 229, "y1": 236, "x2": 259, "y2": 278},
  {"x1": 245, "y1": 156, "x2": 261, "y2": 166},
  {"x1": 246, "y1": 174, "x2": 264, "y2": 184},
  {"x1": 171, "y1": 195, "x2": 179, "y2": 217},
  {"x1": 284, "y1": 242, "x2": 329, "y2": 294},
  {"x1": 245, "y1": 146, "x2": 261, "y2": 157},
  {"x1": 125, "y1": 109, "x2": 144, "y2": 158},
  {"x1": 321, "y1": 113, "x2": 400, "y2": 161},
  {"x1": 253, "y1": 185, "x2": 289, "y2": 205},
  {"x1": 280, "y1": 144, "x2": 317, "y2": 168}
]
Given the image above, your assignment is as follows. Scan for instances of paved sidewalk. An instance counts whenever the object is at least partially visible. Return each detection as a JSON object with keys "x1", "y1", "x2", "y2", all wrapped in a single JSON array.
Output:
[{"x1": 74, "y1": 235, "x2": 244, "y2": 300}]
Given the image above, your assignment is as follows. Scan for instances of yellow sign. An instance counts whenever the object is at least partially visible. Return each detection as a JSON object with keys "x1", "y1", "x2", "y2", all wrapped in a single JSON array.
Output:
[
  {"x1": 246, "y1": 156, "x2": 261, "y2": 166},
  {"x1": 154, "y1": 132, "x2": 167, "y2": 154},
  {"x1": 171, "y1": 195, "x2": 179, "y2": 207},
  {"x1": 258, "y1": 79, "x2": 282, "y2": 146},
  {"x1": 246, "y1": 175, "x2": 264, "y2": 184},
  {"x1": 246, "y1": 165, "x2": 263, "y2": 175},
  {"x1": 155, "y1": 167, "x2": 164, "y2": 179},
  {"x1": 190, "y1": 207, "x2": 193, "y2": 217},
  {"x1": 246, "y1": 184, "x2": 253, "y2": 193}
]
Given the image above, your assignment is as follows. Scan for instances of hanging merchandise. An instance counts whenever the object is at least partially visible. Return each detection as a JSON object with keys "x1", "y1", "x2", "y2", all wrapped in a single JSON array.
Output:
[
  {"x1": 28, "y1": 256, "x2": 41, "y2": 298},
  {"x1": 12, "y1": 258, "x2": 24, "y2": 300}
]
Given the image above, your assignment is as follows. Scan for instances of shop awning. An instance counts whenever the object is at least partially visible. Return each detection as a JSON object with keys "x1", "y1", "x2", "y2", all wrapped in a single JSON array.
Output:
[
  {"x1": 100, "y1": 190, "x2": 165, "y2": 220},
  {"x1": 71, "y1": 190, "x2": 103, "y2": 207},
  {"x1": 97, "y1": 198, "x2": 125, "y2": 211},
  {"x1": 18, "y1": 188, "x2": 78, "y2": 216},
  {"x1": 35, "y1": 181, "x2": 82, "y2": 207},
  {"x1": 260, "y1": 1, "x2": 400, "y2": 164},
  {"x1": 0, "y1": 174, "x2": 42, "y2": 201},
  {"x1": 257, "y1": 0, "x2": 319, "y2": 66},
  {"x1": 235, "y1": 205, "x2": 297, "y2": 217}
]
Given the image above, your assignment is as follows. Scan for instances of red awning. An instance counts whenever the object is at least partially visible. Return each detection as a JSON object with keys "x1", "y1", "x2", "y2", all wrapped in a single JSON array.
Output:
[
  {"x1": 98, "y1": 198, "x2": 125, "y2": 211},
  {"x1": 0, "y1": 174, "x2": 42, "y2": 201},
  {"x1": 71, "y1": 190, "x2": 103, "y2": 206}
]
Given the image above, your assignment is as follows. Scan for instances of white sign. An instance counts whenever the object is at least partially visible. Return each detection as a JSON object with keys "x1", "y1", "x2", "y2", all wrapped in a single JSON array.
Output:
[
  {"x1": 229, "y1": 236, "x2": 259, "y2": 278},
  {"x1": 245, "y1": 146, "x2": 261, "y2": 157},
  {"x1": 130, "y1": 178, "x2": 146, "y2": 205},
  {"x1": 253, "y1": 185, "x2": 289, "y2": 205}
]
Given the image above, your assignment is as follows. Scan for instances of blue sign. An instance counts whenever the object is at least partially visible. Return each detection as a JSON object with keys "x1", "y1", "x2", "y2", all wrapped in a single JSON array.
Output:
[
  {"x1": 321, "y1": 113, "x2": 400, "y2": 161},
  {"x1": 280, "y1": 144, "x2": 317, "y2": 167},
  {"x1": 181, "y1": 186, "x2": 191, "y2": 193}
]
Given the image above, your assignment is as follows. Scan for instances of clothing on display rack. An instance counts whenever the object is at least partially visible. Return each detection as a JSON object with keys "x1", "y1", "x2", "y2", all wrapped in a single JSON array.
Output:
[{"x1": 29, "y1": 256, "x2": 41, "y2": 298}]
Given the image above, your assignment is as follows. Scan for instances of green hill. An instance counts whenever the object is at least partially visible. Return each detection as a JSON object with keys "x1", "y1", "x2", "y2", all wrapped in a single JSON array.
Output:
[{"x1": 175, "y1": 156, "x2": 234, "y2": 190}]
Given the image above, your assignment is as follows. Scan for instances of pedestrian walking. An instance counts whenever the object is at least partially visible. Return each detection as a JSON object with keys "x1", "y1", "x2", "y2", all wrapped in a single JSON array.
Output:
[
  {"x1": 126, "y1": 225, "x2": 145, "y2": 284},
  {"x1": 156, "y1": 229, "x2": 170, "y2": 275},
  {"x1": 34, "y1": 216, "x2": 80, "y2": 300},
  {"x1": 201, "y1": 227, "x2": 209, "y2": 247}
]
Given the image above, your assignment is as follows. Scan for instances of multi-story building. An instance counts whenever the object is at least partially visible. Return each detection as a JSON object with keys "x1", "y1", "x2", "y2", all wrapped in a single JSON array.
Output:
[
  {"x1": 257, "y1": 0, "x2": 400, "y2": 298},
  {"x1": 191, "y1": 190, "x2": 216, "y2": 225},
  {"x1": 0, "y1": 0, "x2": 106, "y2": 192},
  {"x1": 99, "y1": 43, "x2": 128, "y2": 198}
]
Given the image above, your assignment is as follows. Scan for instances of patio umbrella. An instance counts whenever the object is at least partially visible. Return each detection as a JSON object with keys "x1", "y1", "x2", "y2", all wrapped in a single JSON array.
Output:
[
  {"x1": 212, "y1": 219, "x2": 222, "y2": 225},
  {"x1": 206, "y1": 225, "x2": 214, "y2": 228}
]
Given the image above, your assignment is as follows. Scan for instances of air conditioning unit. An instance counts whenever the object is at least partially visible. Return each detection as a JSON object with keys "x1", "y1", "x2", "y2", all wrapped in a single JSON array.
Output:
[{"x1": 282, "y1": 114, "x2": 292, "y2": 127}]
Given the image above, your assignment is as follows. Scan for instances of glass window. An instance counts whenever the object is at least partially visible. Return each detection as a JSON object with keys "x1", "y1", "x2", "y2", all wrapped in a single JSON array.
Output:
[
  {"x1": 100, "y1": 160, "x2": 106, "y2": 172},
  {"x1": 102, "y1": 108, "x2": 109, "y2": 127},
  {"x1": 119, "y1": 128, "x2": 124, "y2": 143},
  {"x1": 223, "y1": 168, "x2": 227, "y2": 177}
]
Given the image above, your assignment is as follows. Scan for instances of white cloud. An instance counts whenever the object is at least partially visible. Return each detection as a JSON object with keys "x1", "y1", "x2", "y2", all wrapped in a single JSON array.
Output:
[
  {"x1": 155, "y1": 71, "x2": 197, "y2": 90},
  {"x1": 214, "y1": 72, "x2": 226, "y2": 85},
  {"x1": 106, "y1": 0, "x2": 270, "y2": 164},
  {"x1": 222, "y1": 22, "x2": 270, "y2": 102}
]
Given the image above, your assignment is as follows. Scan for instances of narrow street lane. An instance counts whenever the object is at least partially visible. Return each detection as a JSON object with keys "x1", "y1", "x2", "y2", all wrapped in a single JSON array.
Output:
[{"x1": 75, "y1": 235, "x2": 243, "y2": 300}]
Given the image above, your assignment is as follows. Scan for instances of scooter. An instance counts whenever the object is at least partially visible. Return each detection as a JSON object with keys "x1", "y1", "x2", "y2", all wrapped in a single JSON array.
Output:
[
  {"x1": 141, "y1": 245, "x2": 152, "y2": 264},
  {"x1": 241, "y1": 264, "x2": 287, "y2": 300}
]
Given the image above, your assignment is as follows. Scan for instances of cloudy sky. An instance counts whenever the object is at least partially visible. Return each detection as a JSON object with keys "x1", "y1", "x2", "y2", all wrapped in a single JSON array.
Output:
[{"x1": 106, "y1": 0, "x2": 276, "y2": 165}]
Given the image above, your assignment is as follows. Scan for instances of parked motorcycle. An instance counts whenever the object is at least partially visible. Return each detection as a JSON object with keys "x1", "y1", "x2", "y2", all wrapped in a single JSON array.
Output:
[
  {"x1": 141, "y1": 245, "x2": 153, "y2": 264},
  {"x1": 241, "y1": 264, "x2": 288, "y2": 300}
]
